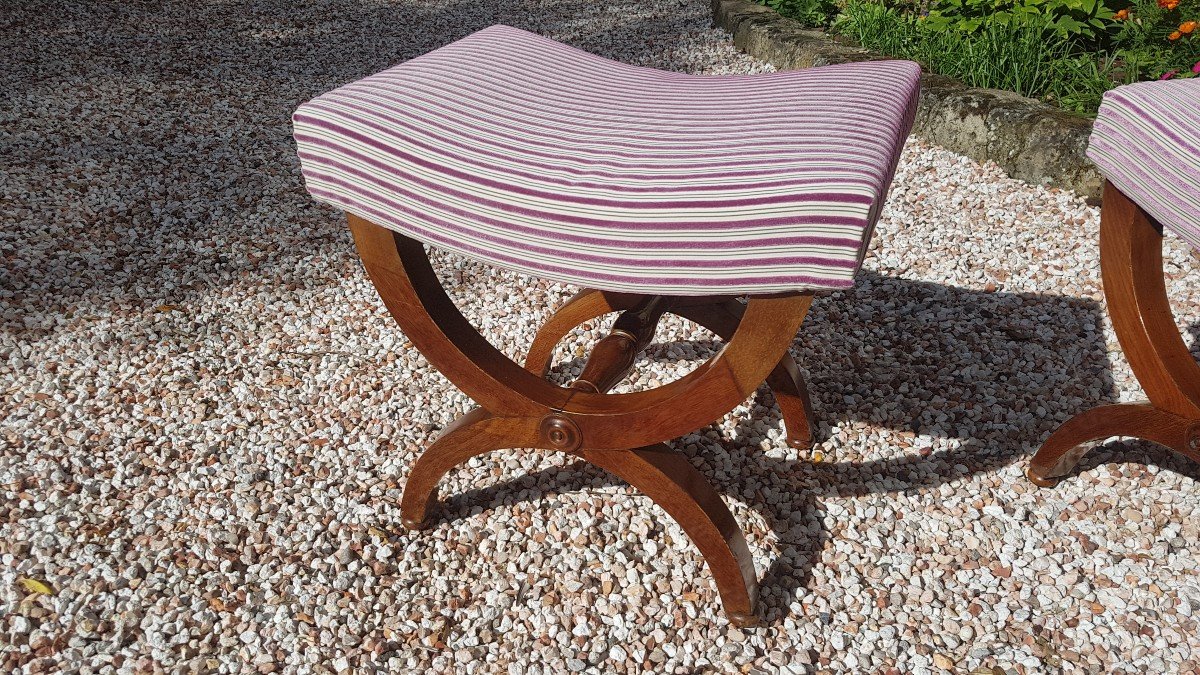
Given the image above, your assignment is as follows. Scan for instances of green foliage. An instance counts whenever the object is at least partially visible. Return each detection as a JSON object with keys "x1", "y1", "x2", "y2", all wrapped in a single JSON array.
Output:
[
  {"x1": 1110, "y1": 0, "x2": 1200, "y2": 79},
  {"x1": 1047, "y1": 53, "x2": 1136, "y2": 112},
  {"x1": 760, "y1": 0, "x2": 840, "y2": 27},
  {"x1": 760, "y1": 0, "x2": 1200, "y2": 114},
  {"x1": 922, "y1": 0, "x2": 1114, "y2": 41},
  {"x1": 829, "y1": 0, "x2": 1200, "y2": 114},
  {"x1": 834, "y1": 2, "x2": 1069, "y2": 98}
]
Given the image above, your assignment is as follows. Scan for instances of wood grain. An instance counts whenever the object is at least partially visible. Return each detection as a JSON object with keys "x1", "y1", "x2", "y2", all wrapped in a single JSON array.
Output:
[
  {"x1": 347, "y1": 213, "x2": 817, "y2": 624},
  {"x1": 1027, "y1": 181, "x2": 1200, "y2": 486}
]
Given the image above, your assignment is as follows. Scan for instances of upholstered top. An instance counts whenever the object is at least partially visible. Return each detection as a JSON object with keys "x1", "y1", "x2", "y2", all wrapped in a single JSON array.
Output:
[
  {"x1": 1088, "y1": 78, "x2": 1200, "y2": 249},
  {"x1": 294, "y1": 25, "x2": 921, "y2": 295}
]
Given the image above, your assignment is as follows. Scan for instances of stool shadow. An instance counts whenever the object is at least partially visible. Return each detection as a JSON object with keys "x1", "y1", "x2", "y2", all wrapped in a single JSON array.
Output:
[{"x1": 428, "y1": 271, "x2": 1147, "y2": 625}]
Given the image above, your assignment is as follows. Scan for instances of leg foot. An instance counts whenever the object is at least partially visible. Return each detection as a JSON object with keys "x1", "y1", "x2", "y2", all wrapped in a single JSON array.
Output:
[
  {"x1": 578, "y1": 443, "x2": 758, "y2": 623},
  {"x1": 400, "y1": 512, "x2": 432, "y2": 531},
  {"x1": 1024, "y1": 465, "x2": 1063, "y2": 489},
  {"x1": 727, "y1": 612, "x2": 761, "y2": 629},
  {"x1": 1028, "y1": 403, "x2": 1199, "y2": 487},
  {"x1": 400, "y1": 408, "x2": 541, "y2": 527}
]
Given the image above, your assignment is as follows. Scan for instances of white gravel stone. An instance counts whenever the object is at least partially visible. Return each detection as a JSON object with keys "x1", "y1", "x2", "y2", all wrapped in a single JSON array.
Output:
[{"x1": 3, "y1": 0, "x2": 1199, "y2": 673}]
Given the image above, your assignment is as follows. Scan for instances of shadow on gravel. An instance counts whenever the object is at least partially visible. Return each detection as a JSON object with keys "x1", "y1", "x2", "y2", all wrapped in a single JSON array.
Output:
[
  {"x1": 6, "y1": 0, "x2": 1165, "y2": 629},
  {"x1": 427, "y1": 272, "x2": 1123, "y2": 626}
]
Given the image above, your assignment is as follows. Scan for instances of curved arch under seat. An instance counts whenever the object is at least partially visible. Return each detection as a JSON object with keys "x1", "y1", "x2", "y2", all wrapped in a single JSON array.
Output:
[{"x1": 524, "y1": 289, "x2": 817, "y2": 449}]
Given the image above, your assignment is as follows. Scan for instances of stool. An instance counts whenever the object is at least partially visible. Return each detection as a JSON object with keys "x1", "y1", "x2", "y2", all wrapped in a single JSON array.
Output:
[
  {"x1": 1027, "y1": 78, "x2": 1200, "y2": 487},
  {"x1": 294, "y1": 25, "x2": 920, "y2": 624}
]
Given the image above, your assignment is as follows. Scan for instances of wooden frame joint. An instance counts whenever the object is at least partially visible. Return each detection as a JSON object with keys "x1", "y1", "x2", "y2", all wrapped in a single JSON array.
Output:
[{"x1": 540, "y1": 414, "x2": 583, "y2": 452}]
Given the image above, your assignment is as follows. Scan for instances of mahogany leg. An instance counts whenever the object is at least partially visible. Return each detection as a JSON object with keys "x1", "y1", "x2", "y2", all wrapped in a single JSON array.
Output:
[
  {"x1": 578, "y1": 443, "x2": 761, "y2": 627},
  {"x1": 399, "y1": 408, "x2": 542, "y2": 529},
  {"x1": 404, "y1": 424, "x2": 762, "y2": 624},
  {"x1": 673, "y1": 301, "x2": 816, "y2": 450},
  {"x1": 528, "y1": 293, "x2": 817, "y2": 448},
  {"x1": 1027, "y1": 182, "x2": 1200, "y2": 486},
  {"x1": 1097, "y1": 183, "x2": 1200, "y2": 418},
  {"x1": 1026, "y1": 403, "x2": 1200, "y2": 487},
  {"x1": 348, "y1": 213, "x2": 813, "y2": 623},
  {"x1": 767, "y1": 357, "x2": 818, "y2": 450}
]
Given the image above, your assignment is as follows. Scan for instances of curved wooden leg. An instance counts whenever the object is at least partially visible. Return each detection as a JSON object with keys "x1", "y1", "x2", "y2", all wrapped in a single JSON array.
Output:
[
  {"x1": 400, "y1": 408, "x2": 541, "y2": 529},
  {"x1": 766, "y1": 356, "x2": 817, "y2": 450},
  {"x1": 349, "y1": 214, "x2": 811, "y2": 622},
  {"x1": 579, "y1": 443, "x2": 761, "y2": 627},
  {"x1": 1028, "y1": 182, "x2": 1200, "y2": 487},
  {"x1": 1026, "y1": 403, "x2": 1200, "y2": 487},
  {"x1": 1099, "y1": 181, "x2": 1200, "y2": 418},
  {"x1": 524, "y1": 289, "x2": 646, "y2": 376},
  {"x1": 403, "y1": 430, "x2": 761, "y2": 624},
  {"x1": 673, "y1": 301, "x2": 816, "y2": 450}
]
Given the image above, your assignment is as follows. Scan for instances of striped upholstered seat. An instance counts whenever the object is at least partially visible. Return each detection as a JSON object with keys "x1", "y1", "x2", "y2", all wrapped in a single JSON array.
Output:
[
  {"x1": 1087, "y1": 78, "x2": 1200, "y2": 249},
  {"x1": 294, "y1": 25, "x2": 921, "y2": 295}
]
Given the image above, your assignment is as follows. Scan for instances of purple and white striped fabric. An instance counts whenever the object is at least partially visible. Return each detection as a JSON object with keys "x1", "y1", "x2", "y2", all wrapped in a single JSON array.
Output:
[
  {"x1": 294, "y1": 25, "x2": 921, "y2": 295},
  {"x1": 1088, "y1": 78, "x2": 1200, "y2": 249}
]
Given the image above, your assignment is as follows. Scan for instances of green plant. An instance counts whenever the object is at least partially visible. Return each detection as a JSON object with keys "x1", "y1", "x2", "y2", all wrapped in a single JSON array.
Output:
[
  {"x1": 833, "y1": 2, "x2": 917, "y2": 55},
  {"x1": 783, "y1": 0, "x2": 1198, "y2": 115},
  {"x1": 760, "y1": 0, "x2": 840, "y2": 27},
  {"x1": 1111, "y1": 0, "x2": 1200, "y2": 78},
  {"x1": 1048, "y1": 53, "x2": 1133, "y2": 112},
  {"x1": 834, "y1": 1, "x2": 1069, "y2": 98},
  {"x1": 922, "y1": 0, "x2": 1115, "y2": 42}
]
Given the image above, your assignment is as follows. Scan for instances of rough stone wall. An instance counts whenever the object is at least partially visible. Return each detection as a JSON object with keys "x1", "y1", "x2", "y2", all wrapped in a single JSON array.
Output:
[{"x1": 712, "y1": 0, "x2": 1104, "y2": 200}]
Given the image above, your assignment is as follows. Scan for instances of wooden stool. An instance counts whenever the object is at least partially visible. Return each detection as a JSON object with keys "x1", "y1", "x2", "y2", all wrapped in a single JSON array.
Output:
[
  {"x1": 295, "y1": 25, "x2": 921, "y2": 624},
  {"x1": 1028, "y1": 79, "x2": 1200, "y2": 487}
]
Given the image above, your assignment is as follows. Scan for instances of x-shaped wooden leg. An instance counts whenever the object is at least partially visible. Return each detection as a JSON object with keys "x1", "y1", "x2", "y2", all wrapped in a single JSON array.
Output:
[{"x1": 348, "y1": 214, "x2": 813, "y2": 625}]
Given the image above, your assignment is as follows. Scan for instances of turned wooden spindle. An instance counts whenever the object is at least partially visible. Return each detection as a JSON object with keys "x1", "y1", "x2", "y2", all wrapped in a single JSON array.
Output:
[{"x1": 570, "y1": 296, "x2": 670, "y2": 394}]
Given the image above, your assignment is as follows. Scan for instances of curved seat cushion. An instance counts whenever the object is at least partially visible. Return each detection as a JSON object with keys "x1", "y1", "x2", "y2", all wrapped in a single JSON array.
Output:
[
  {"x1": 294, "y1": 25, "x2": 921, "y2": 295},
  {"x1": 1088, "y1": 78, "x2": 1200, "y2": 249}
]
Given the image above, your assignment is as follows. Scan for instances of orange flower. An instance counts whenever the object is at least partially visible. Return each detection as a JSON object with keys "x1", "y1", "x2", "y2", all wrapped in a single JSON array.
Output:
[
  {"x1": 1114, "y1": 8, "x2": 1129, "y2": 19},
  {"x1": 1158, "y1": 0, "x2": 1180, "y2": 9},
  {"x1": 1181, "y1": 21, "x2": 1198, "y2": 34},
  {"x1": 1169, "y1": 30, "x2": 1183, "y2": 40}
]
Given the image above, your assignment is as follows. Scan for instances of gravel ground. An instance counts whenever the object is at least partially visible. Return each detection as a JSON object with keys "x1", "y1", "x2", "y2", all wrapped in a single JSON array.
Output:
[{"x1": 3, "y1": 0, "x2": 1200, "y2": 673}]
